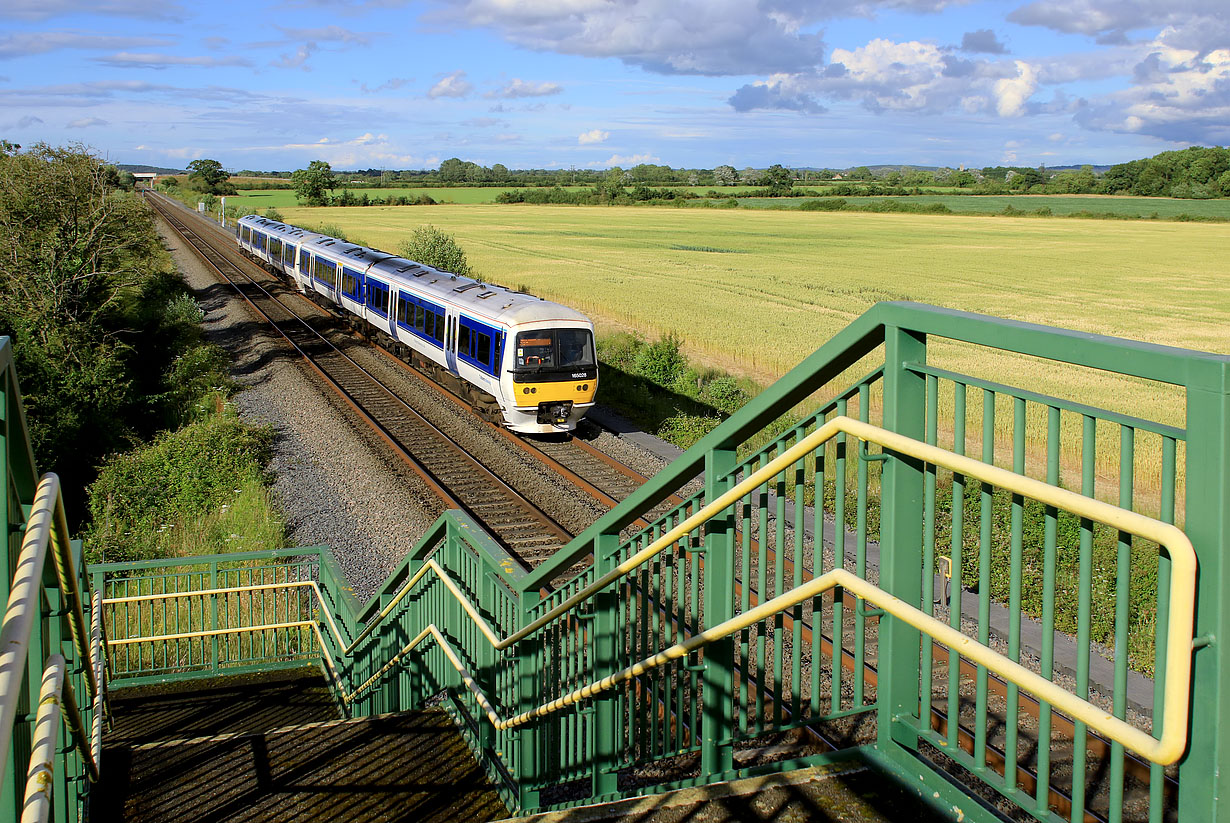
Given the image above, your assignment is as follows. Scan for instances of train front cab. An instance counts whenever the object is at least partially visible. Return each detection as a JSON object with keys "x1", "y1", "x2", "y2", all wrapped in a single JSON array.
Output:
[{"x1": 502, "y1": 325, "x2": 597, "y2": 433}]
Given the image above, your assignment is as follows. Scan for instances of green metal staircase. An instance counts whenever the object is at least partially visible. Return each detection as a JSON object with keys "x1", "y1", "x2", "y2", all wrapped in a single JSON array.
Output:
[{"x1": 4, "y1": 300, "x2": 1230, "y2": 822}]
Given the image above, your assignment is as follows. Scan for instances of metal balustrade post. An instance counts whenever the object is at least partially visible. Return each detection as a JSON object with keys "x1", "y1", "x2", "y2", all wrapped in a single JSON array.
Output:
[
  {"x1": 701, "y1": 447, "x2": 737, "y2": 778},
  {"x1": 877, "y1": 326, "x2": 927, "y2": 751},
  {"x1": 1178, "y1": 376, "x2": 1230, "y2": 818},
  {"x1": 591, "y1": 532, "x2": 621, "y2": 799},
  {"x1": 209, "y1": 561, "x2": 219, "y2": 675},
  {"x1": 516, "y1": 589, "x2": 541, "y2": 812}
]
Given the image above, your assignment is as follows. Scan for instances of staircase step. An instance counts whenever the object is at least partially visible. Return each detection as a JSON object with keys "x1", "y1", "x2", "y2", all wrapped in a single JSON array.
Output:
[
  {"x1": 497, "y1": 761, "x2": 952, "y2": 823},
  {"x1": 105, "y1": 666, "x2": 341, "y2": 745},
  {"x1": 97, "y1": 670, "x2": 508, "y2": 822}
]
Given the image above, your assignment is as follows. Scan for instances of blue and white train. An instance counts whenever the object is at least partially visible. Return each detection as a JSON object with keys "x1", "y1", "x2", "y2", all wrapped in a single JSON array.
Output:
[{"x1": 235, "y1": 214, "x2": 597, "y2": 434}]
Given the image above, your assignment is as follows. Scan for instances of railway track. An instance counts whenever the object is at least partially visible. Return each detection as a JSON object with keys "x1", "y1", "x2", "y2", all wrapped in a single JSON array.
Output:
[
  {"x1": 151, "y1": 193, "x2": 1171, "y2": 821},
  {"x1": 148, "y1": 194, "x2": 571, "y2": 566}
]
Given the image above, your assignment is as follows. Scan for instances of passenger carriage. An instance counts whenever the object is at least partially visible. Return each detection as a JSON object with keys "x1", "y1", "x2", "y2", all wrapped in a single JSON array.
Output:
[{"x1": 235, "y1": 214, "x2": 597, "y2": 433}]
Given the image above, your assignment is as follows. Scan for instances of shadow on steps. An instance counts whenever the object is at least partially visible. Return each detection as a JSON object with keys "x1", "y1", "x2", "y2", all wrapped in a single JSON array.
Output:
[{"x1": 95, "y1": 669, "x2": 508, "y2": 822}]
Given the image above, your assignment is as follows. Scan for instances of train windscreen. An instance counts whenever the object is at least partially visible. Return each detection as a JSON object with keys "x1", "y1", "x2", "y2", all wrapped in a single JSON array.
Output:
[{"x1": 515, "y1": 329, "x2": 594, "y2": 371}]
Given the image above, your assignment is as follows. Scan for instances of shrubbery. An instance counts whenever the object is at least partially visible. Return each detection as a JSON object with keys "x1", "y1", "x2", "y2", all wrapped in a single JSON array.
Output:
[{"x1": 398, "y1": 225, "x2": 472, "y2": 275}]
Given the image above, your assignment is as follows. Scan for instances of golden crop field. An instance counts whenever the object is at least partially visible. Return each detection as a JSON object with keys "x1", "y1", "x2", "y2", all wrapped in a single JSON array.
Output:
[{"x1": 283, "y1": 203, "x2": 1228, "y2": 508}]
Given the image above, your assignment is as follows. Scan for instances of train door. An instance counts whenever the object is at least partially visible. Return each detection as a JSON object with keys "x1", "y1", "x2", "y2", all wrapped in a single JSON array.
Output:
[{"x1": 444, "y1": 311, "x2": 459, "y2": 374}]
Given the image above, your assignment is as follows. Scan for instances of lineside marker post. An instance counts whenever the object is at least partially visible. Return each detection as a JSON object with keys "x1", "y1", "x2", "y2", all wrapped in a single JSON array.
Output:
[
  {"x1": 877, "y1": 326, "x2": 927, "y2": 753},
  {"x1": 701, "y1": 447, "x2": 738, "y2": 778}
]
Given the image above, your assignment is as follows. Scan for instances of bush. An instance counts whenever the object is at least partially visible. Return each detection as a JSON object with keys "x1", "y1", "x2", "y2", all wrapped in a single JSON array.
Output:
[
  {"x1": 315, "y1": 223, "x2": 348, "y2": 241},
  {"x1": 634, "y1": 333, "x2": 686, "y2": 388},
  {"x1": 84, "y1": 411, "x2": 280, "y2": 563},
  {"x1": 699, "y1": 376, "x2": 749, "y2": 414},
  {"x1": 398, "y1": 224, "x2": 472, "y2": 275},
  {"x1": 656, "y1": 414, "x2": 721, "y2": 449},
  {"x1": 596, "y1": 331, "x2": 644, "y2": 372},
  {"x1": 264, "y1": 208, "x2": 284, "y2": 222}
]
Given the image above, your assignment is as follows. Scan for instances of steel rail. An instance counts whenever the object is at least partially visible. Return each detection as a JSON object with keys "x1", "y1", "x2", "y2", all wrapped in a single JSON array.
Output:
[{"x1": 147, "y1": 194, "x2": 572, "y2": 555}]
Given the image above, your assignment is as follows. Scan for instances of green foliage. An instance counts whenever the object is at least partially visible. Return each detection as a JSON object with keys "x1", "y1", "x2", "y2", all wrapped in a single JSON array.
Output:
[
  {"x1": 698, "y1": 376, "x2": 749, "y2": 414},
  {"x1": 315, "y1": 224, "x2": 348, "y2": 241},
  {"x1": 656, "y1": 414, "x2": 721, "y2": 448},
  {"x1": 596, "y1": 331, "x2": 644, "y2": 372},
  {"x1": 264, "y1": 208, "x2": 285, "y2": 222},
  {"x1": 84, "y1": 411, "x2": 282, "y2": 564},
  {"x1": 633, "y1": 333, "x2": 686, "y2": 387},
  {"x1": 397, "y1": 224, "x2": 472, "y2": 275},
  {"x1": 759, "y1": 164, "x2": 793, "y2": 195},
  {"x1": 186, "y1": 159, "x2": 236, "y2": 196},
  {"x1": 1103, "y1": 146, "x2": 1230, "y2": 198},
  {"x1": 293, "y1": 160, "x2": 335, "y2": 206}
]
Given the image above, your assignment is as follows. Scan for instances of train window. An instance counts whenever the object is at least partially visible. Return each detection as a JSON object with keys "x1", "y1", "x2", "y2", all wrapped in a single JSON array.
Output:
[
  {"x1": 270, "y1": 238, "x2": 282, "y2": 259},
  {"x1": 433, "y1": 311, "x2": 445, "y2": 344},
  {"x1": 459, "y1": 324, "x2": 471, "y2": 357},
  {"x1": 476, "y1": 332, "x2": 491, "y2": 368},
  {"x1": 557, "y1": 329, "x2": 594, "y2": 367},
  {"x1": 284, "y1": 244, "x2": 295, "y2": 264},
  {"x1": 300, "y1": 249, "x2": 310, "y2": 271},
  {"x1": 396, "y1": 295, "x2": 408, "y2": 325},
  {"x1": 241, "y1": 226, "x2": 249, "y2": 242},
  {"x1": 516, "y1": 333, "x2": 553, "y2": 368},
  {"x1": 342, "y1": 268, "x2": 361, "y2": 299},
  {"x1": 424, "y1": 310, "x2": 435, "y2": 339},
  {"x1": 414, "y1": 304, "x2": 424, "y2": 331}
]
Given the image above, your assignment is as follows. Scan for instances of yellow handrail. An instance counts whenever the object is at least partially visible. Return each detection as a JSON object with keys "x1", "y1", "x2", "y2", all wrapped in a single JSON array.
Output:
[
  {"x1": 0, "y1": 474, "x2": 103, "y2": 785},
  {"x1": 101, "y1": 416, "x2": 1197, "y2": 765},
  {"x1": 379, "y1": 416, "x2": 1196, "y2": 765}
]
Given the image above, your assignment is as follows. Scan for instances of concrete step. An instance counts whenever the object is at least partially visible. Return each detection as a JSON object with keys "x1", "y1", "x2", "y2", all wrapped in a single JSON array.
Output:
[
  {"x1": 95, "y1": 670, "x2": 508, "y2": 822},
  {"x1": 496, "y1": 761, "x2": 953, "y2": 823}
]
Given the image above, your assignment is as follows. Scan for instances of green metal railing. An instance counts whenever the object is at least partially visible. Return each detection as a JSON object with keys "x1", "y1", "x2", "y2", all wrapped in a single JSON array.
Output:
[
  {"x1": 93, "y1": 303, "x2": 1230, "y2": 823},
  {"x1": 0, "y1": 338, "x2": 105, "y2": 823}
]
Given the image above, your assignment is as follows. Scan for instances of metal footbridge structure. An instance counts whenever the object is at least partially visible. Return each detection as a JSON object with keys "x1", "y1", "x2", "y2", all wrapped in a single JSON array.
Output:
[{"x1": 3, "y1": 301, "x2": 1228, "y2": 822}]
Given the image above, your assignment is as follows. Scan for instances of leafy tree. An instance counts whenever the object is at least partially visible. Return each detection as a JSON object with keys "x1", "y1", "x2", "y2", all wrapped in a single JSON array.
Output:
[
  {"x1": 397, "y1": 225, "x2": 472, "y2": 276},
  {"x1": 634, "y1": 333, "x2": 687, "y2": 388},
  {"x1": 292, "y1": 160, "x2": 335, "y2": 206},
  {"x1": 186, "y1": 159, "x2": 235, "y2": 195},
  {"x1": 759, "y1": 164, "x2": 793, "y2": 195},
  {"x1": 708, "y1": 163, "x2": 733, "y2": 184},
  {"x1": 491, "y1": 163, "x2": 509, "y2": 182},
  {"x1": 0, "y1": 140, "x2": 21, "y2": 156}
]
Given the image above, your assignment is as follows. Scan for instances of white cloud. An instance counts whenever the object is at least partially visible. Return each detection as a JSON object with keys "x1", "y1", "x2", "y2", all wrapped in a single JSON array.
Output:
[
  {"x1": 994, "y1": 60, "x2": 1037, "y2": 116},
  {"x1": 1074, "y1": 37, "x2": 1230, "y2": 143},
  {"x1": 0, "y1": 31, "x2": 168, "y2": 59},
  {"x1": 578, "y1": 128, "x2": 609, "y2": 144},
  {"x1": 67, "y1": 117, "x2": 108, "y2": 128},
  {"x1": 427, "y1": 70, "x2": 472, "y2": 98},
  {"x1": 487, "y1": 78, "x2": 562, "y2": 98},
  {"x1": 0, "y1": 0, "x2": 185, "y2": 21},
  {"x1": 94, "y1": 52, "x2": 252, "y2": 69},
  {"x1": 273, "y1": 43, "x2": 317, "y2": 70},
  {"x1": 605, "y1": 152, "x2": 660, "y2": 166}
]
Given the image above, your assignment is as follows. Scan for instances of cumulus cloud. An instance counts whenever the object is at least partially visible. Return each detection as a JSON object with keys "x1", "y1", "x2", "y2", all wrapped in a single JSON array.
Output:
[
  {"x1": 728, "y1": 74, "x2": 825, "y2": 113},
  {"x1": 94, "y1": 52, "x2": 252, "y2": 69},
  {"x1": 960, "y1": 29, "x2": 1006, "y2": 54},
  {"x1": 0, "y1": 31, "x2": 168, "y2": 59},
  {"x1": 1009, "y1": 0, "x2": 1230, "y2": 54},
  {"x1": 578, "y1": 128, "x2": 609, "y2": 144},
  {"x1": 993, "y1": 60, "x2": 1038, "y2": 115},
  {"x1": 427, "y1": 70, "x2": 472, "y2": 98},
  {"x1": 67, "y1": 116, "x2": 108, "y2": 128},
  {"x1": 1075, "y1": 38, "x2": 1230, "y2": 143},
  {"x1": 487, "y1": 78, "x2": 562, "y2": 98}
]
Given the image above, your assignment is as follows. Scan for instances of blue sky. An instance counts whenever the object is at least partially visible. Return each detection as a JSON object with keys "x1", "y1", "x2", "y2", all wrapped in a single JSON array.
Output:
[{"x1": 1, "y1": 0, "x2": 1227, "y2": 171}]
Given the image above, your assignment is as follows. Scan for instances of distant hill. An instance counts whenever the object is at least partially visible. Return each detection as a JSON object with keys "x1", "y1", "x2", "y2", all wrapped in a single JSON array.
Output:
[{"x1": 118, "y1": 164, "x2": 185, "y2": 175}]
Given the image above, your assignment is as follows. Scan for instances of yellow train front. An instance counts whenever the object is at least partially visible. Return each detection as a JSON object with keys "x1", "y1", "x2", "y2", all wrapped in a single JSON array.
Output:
[{"x1": 500, "y1": 322, "x2": 598, "y2": 432}]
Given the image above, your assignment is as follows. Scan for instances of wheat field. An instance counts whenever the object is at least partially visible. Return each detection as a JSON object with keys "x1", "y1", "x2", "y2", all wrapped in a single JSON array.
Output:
[{"x1": 283, "y1": 203, "x2": 1228, "y2": 509}]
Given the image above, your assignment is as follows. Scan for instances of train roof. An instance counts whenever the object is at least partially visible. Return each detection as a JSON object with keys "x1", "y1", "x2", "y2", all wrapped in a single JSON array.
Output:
[{"x1": 245, "y1": 216, "x2": 587, "y2": 327}]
